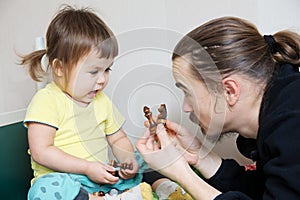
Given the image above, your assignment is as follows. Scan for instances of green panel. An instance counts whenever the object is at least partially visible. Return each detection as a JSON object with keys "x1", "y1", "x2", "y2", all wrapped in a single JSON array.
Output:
[{"x1": 0, "y1": 122, "x2": 33, "y2": 200}]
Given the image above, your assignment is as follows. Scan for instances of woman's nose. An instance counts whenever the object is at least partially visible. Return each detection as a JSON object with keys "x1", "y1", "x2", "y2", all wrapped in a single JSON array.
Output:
[{"x1": 182, "y1": 98, "x2": 193, "y2": 113}]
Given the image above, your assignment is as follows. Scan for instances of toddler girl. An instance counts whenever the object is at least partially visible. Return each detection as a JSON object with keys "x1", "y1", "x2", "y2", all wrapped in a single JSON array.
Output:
[{"x1": 20, "y1": 5, "x2": 147, "y2": 200}]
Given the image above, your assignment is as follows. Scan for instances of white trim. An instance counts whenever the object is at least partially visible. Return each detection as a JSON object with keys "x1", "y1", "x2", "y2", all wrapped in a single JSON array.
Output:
[{"x1": 0, "y1": 108, "x2": 27, "y2": 127}]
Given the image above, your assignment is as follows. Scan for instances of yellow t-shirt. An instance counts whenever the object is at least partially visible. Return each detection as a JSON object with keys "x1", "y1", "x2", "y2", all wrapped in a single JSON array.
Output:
[{"x1": 24, "y1": 82, "x2": 125, "y2": 182}]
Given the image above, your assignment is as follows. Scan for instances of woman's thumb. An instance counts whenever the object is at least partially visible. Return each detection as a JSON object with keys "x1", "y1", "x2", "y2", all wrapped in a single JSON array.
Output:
[{"x1": 156, "y1": 124, "x2": 172, "y2": 147}]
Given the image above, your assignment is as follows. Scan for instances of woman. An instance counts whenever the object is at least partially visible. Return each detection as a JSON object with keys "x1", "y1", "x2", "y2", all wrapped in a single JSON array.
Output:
[{"x1": 136, "y1": 16, "x2": 300, "y2": 199}]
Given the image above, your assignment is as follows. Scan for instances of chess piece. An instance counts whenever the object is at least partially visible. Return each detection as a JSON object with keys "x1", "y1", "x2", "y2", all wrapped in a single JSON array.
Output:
[
  {"x1": 110, "y1": 160, "x2": 133, "y2": 170},
  {"x1": 157, "y1": 104, "x2": 167, "y2": 126},
  {"x1": 143, "y1": 106, "x2": 157, "y2": 135},
  {"x1": 108, "y1": 160, "x2": 133, "y2": 177}
]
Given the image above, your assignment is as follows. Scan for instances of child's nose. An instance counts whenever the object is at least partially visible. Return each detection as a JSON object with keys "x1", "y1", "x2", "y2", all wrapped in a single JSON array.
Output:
[{"x1": 97, "y1": 74, "x2": 105, "y2": 84}]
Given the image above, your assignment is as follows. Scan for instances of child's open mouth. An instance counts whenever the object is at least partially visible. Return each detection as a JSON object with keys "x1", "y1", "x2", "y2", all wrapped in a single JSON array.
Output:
[{"x1": 88, "y1": 90, "x2": 99, "y2": 98}]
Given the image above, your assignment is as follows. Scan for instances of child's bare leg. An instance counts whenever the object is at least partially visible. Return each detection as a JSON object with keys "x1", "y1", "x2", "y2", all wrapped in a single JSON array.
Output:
[{"x1": 88, "y1": 193, "x2": 105, "y2": 200}]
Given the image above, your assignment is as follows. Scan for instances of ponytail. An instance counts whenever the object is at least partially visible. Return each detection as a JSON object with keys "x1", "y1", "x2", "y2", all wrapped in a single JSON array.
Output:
[
  {"x1": 19, "y1": 49, "x2": 48, "y2": 82},
  {"x1": 272, "y1": 31, "x2": 300, "y2": 65}
]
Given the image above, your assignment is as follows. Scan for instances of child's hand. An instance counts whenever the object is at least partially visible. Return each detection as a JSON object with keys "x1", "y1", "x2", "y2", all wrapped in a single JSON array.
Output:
[
  {"x1": 85, "y1": 161, "x2": 119, "y2": 184},
  {"x1": 118, "y1": 158, "x2": 139, "y2": 180}
]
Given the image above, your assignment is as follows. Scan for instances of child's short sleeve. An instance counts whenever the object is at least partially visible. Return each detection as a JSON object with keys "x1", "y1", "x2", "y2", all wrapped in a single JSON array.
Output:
[{"x1": 24, "y1": 89, "x2": 60, "y2": 129}]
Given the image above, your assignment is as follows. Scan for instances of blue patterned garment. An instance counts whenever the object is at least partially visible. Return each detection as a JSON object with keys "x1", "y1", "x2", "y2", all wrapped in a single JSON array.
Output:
[{"x1": 28, "y1": 152, "x2": 148, "y2": 200}]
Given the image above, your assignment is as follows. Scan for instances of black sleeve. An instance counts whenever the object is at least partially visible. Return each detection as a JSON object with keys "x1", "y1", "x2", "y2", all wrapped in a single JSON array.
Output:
[
  {"x1": 142, "y1": 170, "x2": 167, "y2": 185},
  {"x1": 206, "y1": 159, "x2": 264, "y2": 199},
  {"x1": 214, "y1": 191, "x2": 252, "y2": 200}
]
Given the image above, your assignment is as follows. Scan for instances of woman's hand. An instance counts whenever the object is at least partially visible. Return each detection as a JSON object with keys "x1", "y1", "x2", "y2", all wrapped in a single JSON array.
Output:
[
  {"x1": 118, "y1": 158, "x2": 139, "y2": 180},
  {"x1": 85, "y1": 161, "x2": 119, "y2": 184},
  {"x1": 166, "y1": 120, "x2": 223, "y2": 179},
  {"x1": 144, "y1": 119, "x2": 201, "y2": 165},
  {"x1": 165, "y1": 120, "x2": 202, "y2": 166},
  {"x1": 136, "y1": 124, "x2": 192, "y2": 182},
  {"x1": 137, "y1": 124, "x2": 222, "y2": 199}
]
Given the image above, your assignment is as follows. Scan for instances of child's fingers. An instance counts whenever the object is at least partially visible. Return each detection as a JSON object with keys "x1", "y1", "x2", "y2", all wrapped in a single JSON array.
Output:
[
  {"x1": 103, "y1": 163, "x2": 116, "y2": 172},
  {"x1": 104, "y1": 172, "x2": 119, "y2": 183},
  {"x1": 118, "y1": 159, "x2": 138, "y2": 179},
  {"x1": 119, "y1": 166, "x2": 136, "y2": 179}
]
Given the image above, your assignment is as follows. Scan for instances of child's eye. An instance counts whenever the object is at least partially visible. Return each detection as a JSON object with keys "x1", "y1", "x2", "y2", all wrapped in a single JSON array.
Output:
[
  {"x1": 105, "y1": 67, "x2": 112, "y2": 72},
  {"x1": 90, "y1": 70, "x2": 98, "y2": 75}
]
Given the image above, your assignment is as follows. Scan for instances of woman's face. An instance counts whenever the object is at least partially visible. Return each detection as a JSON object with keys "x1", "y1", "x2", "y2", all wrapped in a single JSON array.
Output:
[{"x1": 172, "y1": 57, "x2": 226, "y2": 138}]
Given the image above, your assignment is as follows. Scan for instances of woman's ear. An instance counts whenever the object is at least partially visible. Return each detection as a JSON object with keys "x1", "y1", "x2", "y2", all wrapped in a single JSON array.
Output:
[
  {"x1": 52, "y1": 59, "x2": 64, "y2": 77},
  {"x1": 222, "y1": 77, "x2": 240, "y2": 107}
]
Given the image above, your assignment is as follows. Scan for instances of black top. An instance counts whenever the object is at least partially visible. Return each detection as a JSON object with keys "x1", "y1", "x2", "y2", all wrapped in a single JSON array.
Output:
[{"x1": 207, "y1": 64, "x2": 300, "y2": 200}]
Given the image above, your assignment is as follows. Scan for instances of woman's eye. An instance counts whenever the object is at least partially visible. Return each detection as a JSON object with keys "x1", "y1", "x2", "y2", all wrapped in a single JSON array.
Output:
[
  {"x1": 105, "y1": 67, "x2": 112, "y2": 72},
  {"x1": 183, "y1": 91, "x2": 190, "y2": 97}
]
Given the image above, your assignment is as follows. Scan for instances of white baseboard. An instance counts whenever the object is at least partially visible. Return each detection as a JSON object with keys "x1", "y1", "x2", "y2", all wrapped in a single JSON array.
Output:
[{"x1": 0, "y1": 108, "x2": 27, "y2": 127}]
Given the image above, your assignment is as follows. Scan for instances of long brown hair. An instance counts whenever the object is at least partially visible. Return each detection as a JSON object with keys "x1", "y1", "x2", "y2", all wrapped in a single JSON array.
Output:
[
  {"x1": 20, "y1": 5, "x2": 118, "y2": 82},
  {"x1": 172, "y1": 16, "x2": 300, "y2": 85}
]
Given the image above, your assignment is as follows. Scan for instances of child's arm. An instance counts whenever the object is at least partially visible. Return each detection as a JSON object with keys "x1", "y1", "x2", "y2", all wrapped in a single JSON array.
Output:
[
  {"x1": 28, "y1": 122, "x2": 119, "y2": 184},
  {"x1": 107, "y1": 129, "x2": 138, "y2": 179}
]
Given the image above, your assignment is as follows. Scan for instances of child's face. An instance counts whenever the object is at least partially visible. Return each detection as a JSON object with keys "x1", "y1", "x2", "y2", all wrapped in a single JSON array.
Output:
[{"x1": 66, "y1": 50, "x2": 114, "y2": 106}]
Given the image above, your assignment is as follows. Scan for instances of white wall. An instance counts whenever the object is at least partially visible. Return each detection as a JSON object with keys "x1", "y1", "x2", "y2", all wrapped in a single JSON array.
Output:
[{"x1": 1, "y1": 0, "x2": 300, "y2": 163}]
